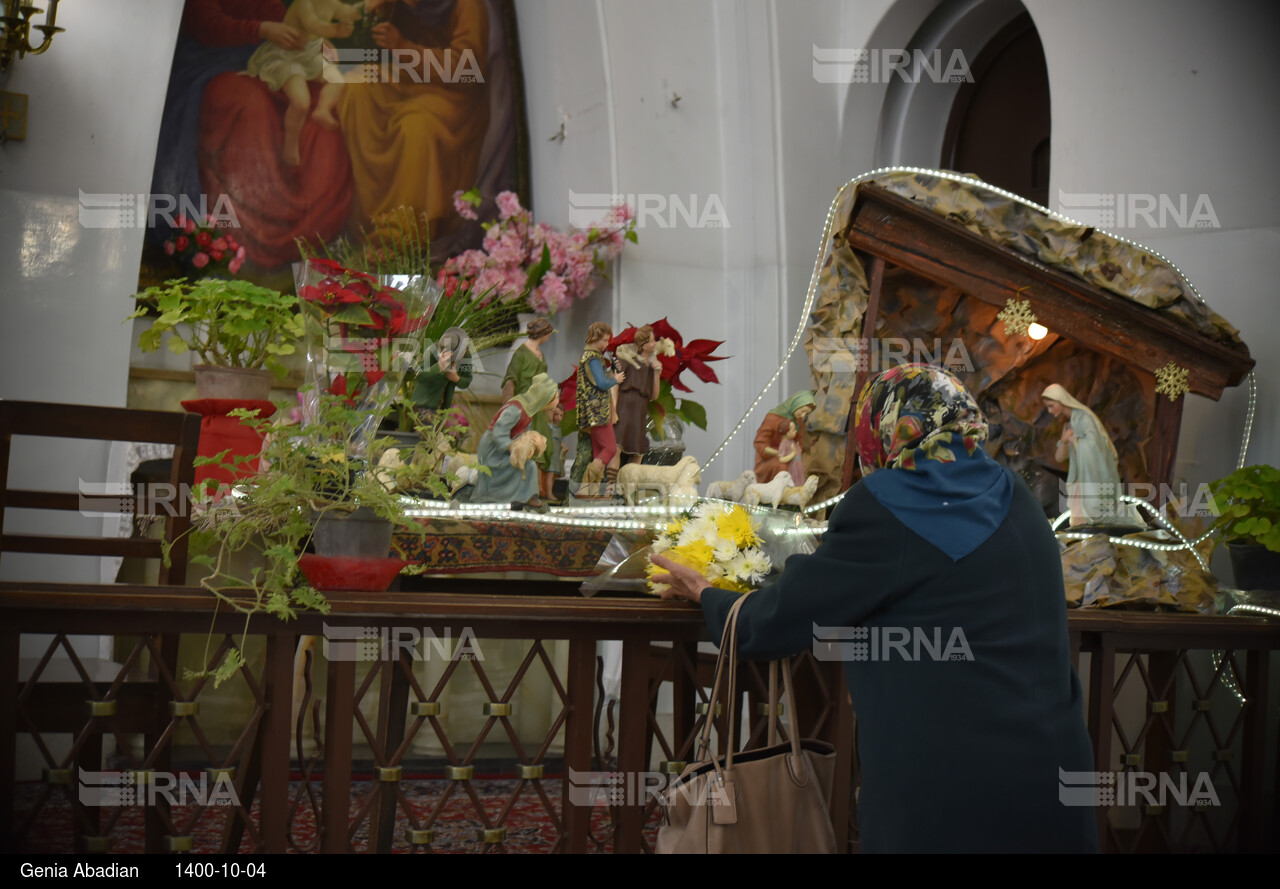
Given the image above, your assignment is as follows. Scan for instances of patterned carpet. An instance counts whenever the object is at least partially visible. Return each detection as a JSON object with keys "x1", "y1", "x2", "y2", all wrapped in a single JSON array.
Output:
[{"x1": 13, "y1": 774, "x2": 662, "y2": 854}]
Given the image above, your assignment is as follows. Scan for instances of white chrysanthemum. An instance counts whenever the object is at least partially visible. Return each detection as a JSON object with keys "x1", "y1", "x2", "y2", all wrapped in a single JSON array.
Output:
[
  {"x1": 706, "y1": 561, "x2": 726, "y2": 580},
  {"x1": 651, "y1": 535, "x2": 670, "y2": 553},
  {"x1": 723, "y1": 554, "x2": 750, "y2": 582},
  {"x1": 741, "y1": 548, "x2": 772, "y2": 581},
  {"x1": 712, "y1": 536, "x2": 738, "y2": 563}
]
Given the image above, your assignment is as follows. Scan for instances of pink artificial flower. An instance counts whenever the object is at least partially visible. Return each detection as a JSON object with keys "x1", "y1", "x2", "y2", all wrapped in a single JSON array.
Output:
[
  {"x1": 192, "y1": 251, "x2": 210, "y2": 269},
  {"x1": 490, "y1": 231, "x2": 525, "y2": 267},
  {"x1": 163, "y1": 240, "x2": 176, "y2": 256},
  {"x1": 235, "y1": 246, "x2": 246, "y2": 261},
  {"x1": 210, "y1": 249, "x2": 225, "y2": 261},
  {"x1": 453, "y1": 190, "x2": 479, "y2": 221},
  {"x1": 474, "y1": 267, "x2": 506, "y2": 301},
  {"x1": 182, "y1": 217, "x2": 196, "y2": 235},
  {"x1": 496, "y1": 190, "x2": 523, "y2": 221},
  {"x1": 211, "y1": 237, "x2": 228, "y2": 251},
  {"x1": 526, "y1": 286, "x2": 554, "y2": 315},
  {"x1": 535, "y1": 271, "x2": 568, "y2": 312},
  {"x1": 608, "y1": 203, "x2": 635, "y2": 224},
  {"x1": 228, "y1": 256, "x2": 244, "y2": 275}
]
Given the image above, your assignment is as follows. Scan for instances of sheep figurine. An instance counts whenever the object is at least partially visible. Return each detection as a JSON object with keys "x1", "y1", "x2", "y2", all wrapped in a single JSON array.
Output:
[
  {"x1": 780, "y1": 475, "x2": 821, "y2": 510},
  {"x1": 509, "y1": 430, "x2": 547, "y2": 475},
  {"x1": 616, "y1": 455, "x2": 702, "y2": 506},
  {"x1": 742, "y1": 473, "x2": 791, "y2": 509},
  {"x1": 705, "y1": 470, "x2": 757, "y2": 502},
  {"x1": 443, "y1": 453, "x2": 480, "y2": 491}
]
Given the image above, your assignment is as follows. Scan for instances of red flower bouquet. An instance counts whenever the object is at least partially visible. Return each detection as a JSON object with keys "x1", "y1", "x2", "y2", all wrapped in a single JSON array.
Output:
[
  {"x1": 164, "y1": 213, "x2": 246, "y2": 276},
  {"x1": 294, "y1": 258, "x2": 433, "y2": 429}
]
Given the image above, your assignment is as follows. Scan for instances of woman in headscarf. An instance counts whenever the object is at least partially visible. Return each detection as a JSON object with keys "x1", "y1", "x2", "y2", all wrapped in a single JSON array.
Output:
[
  {"x1": 753, "y1": 391, "x2": 815, "y2": 483},
  {"x1": 471, "y1": 372, "x2": 558, "y2": 506},
  {"x1": 1042, "y1": 383, "x2": 1143, "y2": 528},
  {"x1": 652, "y1": 364, "x2": 1099, "y2": 853}
]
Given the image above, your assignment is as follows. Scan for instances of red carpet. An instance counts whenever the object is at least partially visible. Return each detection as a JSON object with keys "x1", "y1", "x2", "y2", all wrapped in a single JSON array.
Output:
[{"x1": 13, "y1": 775, "x2": 662, "y2": 854}]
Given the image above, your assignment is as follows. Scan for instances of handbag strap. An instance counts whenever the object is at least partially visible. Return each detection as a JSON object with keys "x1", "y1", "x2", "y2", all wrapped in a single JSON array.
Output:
[
  {"x1": 697, "y1": 597, "x2": 808, "y2": 781},
  {"x1": 767, "y1": 662, "x2": 778, "y2": 747},
  {"x1": 696, "y1": 594, "x2": 746, "y2": 762}
]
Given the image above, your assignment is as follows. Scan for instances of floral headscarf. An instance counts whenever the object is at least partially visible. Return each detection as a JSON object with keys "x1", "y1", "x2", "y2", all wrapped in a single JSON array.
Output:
[{"x1": 854, "y1": 364, "x2": 988, "y2": 472}]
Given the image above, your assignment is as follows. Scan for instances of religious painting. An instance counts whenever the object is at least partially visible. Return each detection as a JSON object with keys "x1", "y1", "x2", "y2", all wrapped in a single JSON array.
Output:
[{"x1": 139, "y1": 0, "x2": 529, "y2": 291}]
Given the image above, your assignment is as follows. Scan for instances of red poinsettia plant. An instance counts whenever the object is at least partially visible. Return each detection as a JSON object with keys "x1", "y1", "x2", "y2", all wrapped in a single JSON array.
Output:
[
  {"x1": 295, "y1": 257, "x2": 432, "y2": 409},
  {"x1": 558, "y1": 317, "x2": 728, "y2": 434},
  {"x1": 164, "y1": 213, "x2": 247, "y2": 276}
]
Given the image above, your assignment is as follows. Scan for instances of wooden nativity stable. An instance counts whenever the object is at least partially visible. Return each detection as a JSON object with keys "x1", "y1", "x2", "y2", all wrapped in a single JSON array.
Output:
[{"x1": 798, "y1": 170, "x2": 1256, "y2": 512}]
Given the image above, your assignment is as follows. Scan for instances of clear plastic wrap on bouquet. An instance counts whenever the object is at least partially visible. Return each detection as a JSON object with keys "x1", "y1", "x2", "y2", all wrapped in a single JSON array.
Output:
[
  {"x1": 579, "y1": 501, "x2": 822, "y2": 597},
  {"x1": 292, "y1": 259, "x2": 438, "y2": 458}
]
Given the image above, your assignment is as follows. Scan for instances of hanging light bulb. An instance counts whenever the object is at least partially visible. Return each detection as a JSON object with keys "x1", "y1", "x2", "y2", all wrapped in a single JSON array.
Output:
[{"x1": 1028, "y1": 322, "x2": 1048, "y2": 340}]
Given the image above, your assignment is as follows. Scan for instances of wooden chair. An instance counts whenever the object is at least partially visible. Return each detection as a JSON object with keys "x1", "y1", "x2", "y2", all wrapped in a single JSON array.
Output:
[{"x1": 0, "y1": 399, "x2": 199, "y2": 852}]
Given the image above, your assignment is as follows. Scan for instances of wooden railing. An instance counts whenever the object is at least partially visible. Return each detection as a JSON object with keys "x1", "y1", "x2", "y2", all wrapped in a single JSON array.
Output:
[{"x1": 2, "y1": 581, "x2": 1277, "y2": 853}]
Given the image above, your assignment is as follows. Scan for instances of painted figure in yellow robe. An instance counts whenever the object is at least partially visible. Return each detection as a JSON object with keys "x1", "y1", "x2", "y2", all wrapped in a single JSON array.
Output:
[{"x1": 340, "y1": 0, "x2": 490, "y2": 247}]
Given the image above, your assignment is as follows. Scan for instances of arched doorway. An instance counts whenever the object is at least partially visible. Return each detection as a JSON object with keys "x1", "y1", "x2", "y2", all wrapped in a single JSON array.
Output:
[
  {"x1": 941, "y1": 12, "x2": 1050, "y2": 206},
  {"x1": 871, "y1": 0, "x2": 1050, "y2": 209}
]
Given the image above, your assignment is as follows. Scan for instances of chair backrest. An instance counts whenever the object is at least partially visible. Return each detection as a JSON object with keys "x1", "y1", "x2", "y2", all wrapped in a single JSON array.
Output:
[{"x1": 0, "y1": 400, "x2": 200, "y2": 584}]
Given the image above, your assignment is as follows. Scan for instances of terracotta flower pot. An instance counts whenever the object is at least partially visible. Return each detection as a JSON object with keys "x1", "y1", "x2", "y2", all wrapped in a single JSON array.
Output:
[{"x1": 193, "y1": 364, "x2": 274, "y2": 401}]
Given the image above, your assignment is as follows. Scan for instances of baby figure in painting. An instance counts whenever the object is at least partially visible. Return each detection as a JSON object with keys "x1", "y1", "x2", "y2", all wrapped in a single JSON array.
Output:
[
  {"x1": 243, "y1": 0, "x2": 365, "y2": 166},
  {"x1": 776, "y1": 419, "x2": 804, "y2": 486}
]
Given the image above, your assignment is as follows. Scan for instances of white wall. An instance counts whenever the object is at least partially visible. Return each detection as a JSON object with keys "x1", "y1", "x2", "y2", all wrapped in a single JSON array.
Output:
[{"x1": 0, "y1": 0, "x2": 183, "y2": 583}]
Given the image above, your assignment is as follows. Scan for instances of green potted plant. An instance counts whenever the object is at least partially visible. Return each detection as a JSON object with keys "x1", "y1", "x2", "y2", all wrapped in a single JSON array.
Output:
[
  {"x1": 127, "y1": 277, "x2": 305, "y2": 400},
  {"x1": 174, "y1": 388, "x2": 460, "y2": 685},
  {"x1": 1207, "y1": 464, "x2": 1280, "y2": 591}
]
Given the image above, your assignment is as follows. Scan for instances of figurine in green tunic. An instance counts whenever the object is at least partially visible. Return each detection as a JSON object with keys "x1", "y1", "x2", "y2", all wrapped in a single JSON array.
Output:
[
  {"x1": 411, "y1": 328, "x2": 473, "y2": 425},
  {"x1": 501, "y1": 318, "x2": 560, "y2": 499}
]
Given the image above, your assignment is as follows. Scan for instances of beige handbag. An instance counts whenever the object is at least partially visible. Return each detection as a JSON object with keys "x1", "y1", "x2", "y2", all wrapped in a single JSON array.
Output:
[{"x1": 656, "y1": 596, "x2": 839, "y2": 854}]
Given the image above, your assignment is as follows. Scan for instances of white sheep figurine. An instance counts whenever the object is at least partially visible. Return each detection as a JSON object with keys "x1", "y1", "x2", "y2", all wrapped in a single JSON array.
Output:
[
  {"x1": 443, "y1": 453, "x2": 480, "y2": 491},
  {"x1": 780, "y1": 475, "x2": 821, "y2": 510},
  {"x1": 705, "y1": 470, "x2": 757, "y2": 502},
  {"x1": 742, "y1": 473, "x2": 791, "y2": 509},
  {"x1": 617, "y1": 456, "x2": 702, "y2": 506}
]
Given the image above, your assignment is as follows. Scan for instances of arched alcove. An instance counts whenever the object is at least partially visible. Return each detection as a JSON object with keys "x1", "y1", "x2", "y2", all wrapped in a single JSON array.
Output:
[{"x1": 869, "y1": 0, "x2": 1048, "y2": 203}]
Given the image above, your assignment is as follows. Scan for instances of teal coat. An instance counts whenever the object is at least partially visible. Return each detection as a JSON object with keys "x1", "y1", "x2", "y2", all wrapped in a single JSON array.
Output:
[{"x1": 701, "y1": 470, "x2": 1099, "y2": 853}]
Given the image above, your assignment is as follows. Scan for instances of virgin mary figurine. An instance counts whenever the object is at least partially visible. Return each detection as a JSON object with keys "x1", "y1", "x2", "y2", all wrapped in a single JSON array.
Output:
[{"x1": 1041, "y1": 384, "x2": 1144, "y2": 528}]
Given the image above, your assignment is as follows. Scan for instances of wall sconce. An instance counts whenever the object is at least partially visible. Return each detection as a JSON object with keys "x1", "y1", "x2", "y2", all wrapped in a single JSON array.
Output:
[
  {"x1": 2, "y1": 0, "x2": 63, "y2": 73},
  {"x1": 1027, "y1": 322, "x2": 1048, "y2": 340}
]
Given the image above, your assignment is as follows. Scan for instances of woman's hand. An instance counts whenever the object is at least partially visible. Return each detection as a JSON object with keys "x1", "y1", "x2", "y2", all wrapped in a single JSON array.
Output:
[
  {"x1": 649, "y1": 554, "x2": 712, "y2": 605},
  {"x1": 1061, "y1": 428, "x2": 1076, "y2": 446}
]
